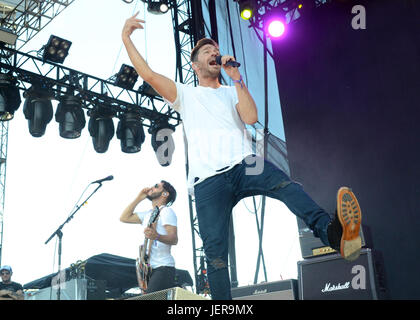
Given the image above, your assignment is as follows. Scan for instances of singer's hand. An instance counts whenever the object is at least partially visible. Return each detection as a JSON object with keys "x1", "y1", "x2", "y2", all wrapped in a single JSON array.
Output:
[
  {"x1": 122, "y1": 11, "x2": 145, "y2": 40},
  {"x1": 220, "y1": 55, "x2": 241, "y2": 81}
]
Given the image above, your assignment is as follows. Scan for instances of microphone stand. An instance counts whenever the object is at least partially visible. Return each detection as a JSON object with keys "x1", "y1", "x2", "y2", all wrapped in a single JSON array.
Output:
[{"x1": 44, "y1": 182, "x2": 104, "y2": 300}]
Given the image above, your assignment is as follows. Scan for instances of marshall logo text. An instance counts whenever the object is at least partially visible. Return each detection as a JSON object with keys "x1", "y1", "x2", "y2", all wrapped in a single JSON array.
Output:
[{"x1": 322, "y1": 282, "x2": 350, "y2": 293}]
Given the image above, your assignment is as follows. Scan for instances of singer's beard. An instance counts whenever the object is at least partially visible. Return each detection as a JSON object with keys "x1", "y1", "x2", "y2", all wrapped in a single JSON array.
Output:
[
  {"x1": 202, "y1": 66, "x2": 220, "y2": 79},
  {"x1": 146, "y1": 191, "x2": 163, "y2": 201}
]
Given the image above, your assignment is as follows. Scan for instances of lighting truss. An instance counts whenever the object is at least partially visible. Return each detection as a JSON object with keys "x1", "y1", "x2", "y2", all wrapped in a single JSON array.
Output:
[
  {"x1": 170, "y1": 0, "x2": 209, "y2": 295},
  {"x1": 247, "y1": 0, "x2": 326, "y2": 31},
  {"x1": 171, "y1": 0, "x2": 203, "y2": 86},
  {"x1": 0, "y1": 46, "x2": 181, "y2": 129},
  {"x1": 0, "y1": 0, "x2": 77, "y2": 51},
  {"x1": 0, "y1": 0, "x2": 77, "y2": 269}
]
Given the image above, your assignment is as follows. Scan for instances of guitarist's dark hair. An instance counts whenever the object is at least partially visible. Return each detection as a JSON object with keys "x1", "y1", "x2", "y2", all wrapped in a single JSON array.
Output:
[{"x1": 161, "y1": 180, "x2": 177, "y2": 206}]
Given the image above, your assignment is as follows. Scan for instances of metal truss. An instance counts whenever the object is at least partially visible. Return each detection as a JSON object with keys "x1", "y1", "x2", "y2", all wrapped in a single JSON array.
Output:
[
  {"x1": 0, "y1": 0, "x2": 76, "y2": 51},
  {"x1": 0, "y1": 47, "x2": 181, "y2": 128},
  {"x1": 0, "y1": 121, "x2": 7, "y2": 265},
  {"x1": 0, "y1": 0, "x2": 76, "y2": 265},
  {"x1": 248, "y1": 0, "x2": 326, "y2": 31},
  {"x1": 170, "y1": 0, "x2": 210, "y2": 295}
]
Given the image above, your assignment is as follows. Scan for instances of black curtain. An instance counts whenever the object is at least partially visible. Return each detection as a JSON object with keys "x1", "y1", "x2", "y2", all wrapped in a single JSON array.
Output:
[{"x1": 273, "y1": 0, "x2": 420, "y2": 299}]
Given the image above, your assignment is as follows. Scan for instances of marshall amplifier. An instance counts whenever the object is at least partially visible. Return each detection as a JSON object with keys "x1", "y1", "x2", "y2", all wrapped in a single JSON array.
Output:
[
  {"x1": 231, "y1": 279, "x2": 298, "y2": 300},
  {"x1": 297, "y1": 248, "x2": 387, "y2": 300},
  {"x1": 297, "y1": 217, "x2": 367, "y2": 258}
]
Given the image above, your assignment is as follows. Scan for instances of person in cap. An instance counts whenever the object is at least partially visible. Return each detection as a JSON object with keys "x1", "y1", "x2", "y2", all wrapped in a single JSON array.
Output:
[{"x1": 0, "y1": 266, "x2": 24, "y2": 300}]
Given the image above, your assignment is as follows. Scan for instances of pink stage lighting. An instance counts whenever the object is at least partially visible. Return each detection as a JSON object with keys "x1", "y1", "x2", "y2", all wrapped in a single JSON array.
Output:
[{"x1": 267, "y1": 19, "x2": 286, "y2": 38}]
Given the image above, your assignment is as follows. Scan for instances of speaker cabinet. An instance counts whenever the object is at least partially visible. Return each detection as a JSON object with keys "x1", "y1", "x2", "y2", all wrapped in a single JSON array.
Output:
[
  {"x1": 25, "y1": 279, "x2": 105, "y2": 300},
  {"x1": 231, "y1": 279, "x2": 298, "y2": 300},
  {"x1": 126, "y1": 287, "x2": 208, "y2": 300},
  {"x1": 298, "y1": 248, "x2": 387, "y2": 300}
]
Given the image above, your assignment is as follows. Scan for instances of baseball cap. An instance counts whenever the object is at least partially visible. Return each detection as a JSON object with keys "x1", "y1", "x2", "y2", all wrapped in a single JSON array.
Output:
[{"x1": 0, "y1": 265, "x2": 12, "y2": 273}]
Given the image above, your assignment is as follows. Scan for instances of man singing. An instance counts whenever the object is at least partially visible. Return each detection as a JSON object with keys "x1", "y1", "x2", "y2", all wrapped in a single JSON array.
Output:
[{"x1": 121, "y1": 12, "x2": 362, "y2": 300}]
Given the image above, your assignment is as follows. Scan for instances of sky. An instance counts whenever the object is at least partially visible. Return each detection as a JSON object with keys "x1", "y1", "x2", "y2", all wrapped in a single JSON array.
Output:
[{"x1": 1, "y1": 0, "x2": 302, "y2": 295}]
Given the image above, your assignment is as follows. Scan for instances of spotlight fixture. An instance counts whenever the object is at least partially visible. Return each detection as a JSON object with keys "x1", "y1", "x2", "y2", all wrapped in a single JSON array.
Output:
[
  {"x1": 55, "y1": 95, "x2": 86, "y2": 139},
  {"x1": 296, "y1": 0, "x2": 316, "y2": 15},
  {"x1": 116, "y1": 110, "x2": 145, "y2": 153},
  {"x1": 23, "y1": 86, "x2": 54, "y2": 137},
  {"x1": 114, "y1": 64, "x2": 138, "y2": 90},
  {"x1": 146, "y1": 0, "x2": 170, "y2": 15},
  {"x1": 264, "y1": 9, "x2": 287, "y2": 39},
  {"x1": 237, "y1": 0, "x2": 255, "y2": 20},
  {"x1": 88, "y1": 106, "x2": 115, "y2": 153},
  {"x1": 148, "y1": 118, "x2": 175, "y2": 166},
  {"x1": 138, "y1": 81, "x2": 161, "y2": 98},
  {"x1": 0, "y1": 26, "x2": 17, "y2": 46},
  {"x1": 41, "y1": 35, "x2": 72, "y2": 64},
  {"x1": 267, "y1": 19, "x2": 286, "y2": 38},
  {"x1": 0, "y1": 73, "x2": 21, "y2": 121}
]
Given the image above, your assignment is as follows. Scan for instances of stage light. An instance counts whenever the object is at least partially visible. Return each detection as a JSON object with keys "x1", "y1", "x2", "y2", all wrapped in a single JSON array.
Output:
[
  {"x1": 23, "y1": 86, "x2": 54, "y2": 137},
  {"x1": 267, "y1": 19, "x2": 286, "y2": 38},
  {"x1": 138, "y1": 81, "x2": 161, "y2": 98},
  {"x1": 0, "y1": 73, "x2": 21, "y2": 121},
  {"x1": 114, "y1": 64, "x2": 138, "y2": 90},
  {"x1": 88, "y1": 106, "x2": 115, "y2": 153},
  {"x1": 297, "y1": 0, "x2": 316, "y2": 15},
  {"x1": 238, "y1": 0, "x2": 255, "y2": 20},
  {"x1": 146, "y1": 1, "x2": 170, "y2": 15},
  {"x1": 148, "y1": 118, "x2": 175, "y2": 166},
  {"x1": 41, "y1": 35, "x2": 72, "y2": 64},
  {"x1": 0, "y1": 26, "x2": 17, "y2": 46},
  {"x1": 55, "y1": 95, "x2": 86, "y2": 139},
  {"x1": 116, "y1": 111, "x2": 145, "y2": 153}
]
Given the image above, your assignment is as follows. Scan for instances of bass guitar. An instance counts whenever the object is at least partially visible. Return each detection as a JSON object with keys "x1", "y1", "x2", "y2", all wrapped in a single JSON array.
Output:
[{"x1": 136, "y1": 206, "x2": 160, "y2": 293}]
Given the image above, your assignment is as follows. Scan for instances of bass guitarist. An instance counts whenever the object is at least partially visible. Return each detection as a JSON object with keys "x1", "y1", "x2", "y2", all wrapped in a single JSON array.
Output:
[{"x1": 120, "y1": 180, "x2": 178, "y2": 294}]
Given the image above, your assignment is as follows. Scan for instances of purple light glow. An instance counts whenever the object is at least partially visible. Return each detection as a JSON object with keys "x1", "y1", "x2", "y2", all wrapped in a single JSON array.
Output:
[{"x1": 267, "y1": 19, "x2": 286, "y2": 38}]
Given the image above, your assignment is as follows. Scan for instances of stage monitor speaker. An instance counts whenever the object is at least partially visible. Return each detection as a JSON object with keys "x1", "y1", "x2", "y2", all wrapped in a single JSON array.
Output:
[
  {"x1": 231, "y1": 279, "x2": 298, "y2": 300},
  {"x1": 298, "y1": 248, "x2": 387, "y2": 300},
  {"x1": 25, "y1": 278, "x2": 106, "y2": 300},
  {"x1": 126, "y1": 287, "x2": 208, "y2": 300},
  {"x1": 86, "y1": 279, "x2": 106, "y2": 300}
]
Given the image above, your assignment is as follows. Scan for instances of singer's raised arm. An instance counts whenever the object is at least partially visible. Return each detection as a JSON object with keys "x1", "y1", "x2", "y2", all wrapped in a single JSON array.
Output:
[{"x1": 121, "y1": 12, "x2": 177, "y2": 104}]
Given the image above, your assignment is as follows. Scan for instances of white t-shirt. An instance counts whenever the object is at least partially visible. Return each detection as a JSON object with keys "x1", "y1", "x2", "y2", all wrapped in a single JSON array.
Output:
[
  {"x1": 167, "y1": 82, "x2": 254, "y2": 192},
  {"x1": 135, "y1": 206, "x2": 177, "y2": 269}
]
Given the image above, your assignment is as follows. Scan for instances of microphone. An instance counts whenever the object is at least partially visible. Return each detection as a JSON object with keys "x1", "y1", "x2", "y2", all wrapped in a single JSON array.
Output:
[
  {"x1": 215, "y1": 55, "x2": 241, "y2": 68},
  {"x1": 91, "y1": 175, "x2": 114, "y2": 184}
]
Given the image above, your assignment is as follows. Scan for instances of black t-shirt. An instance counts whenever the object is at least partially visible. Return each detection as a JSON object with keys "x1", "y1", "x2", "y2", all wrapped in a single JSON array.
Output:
[{"x1": 0, "y1": 281, "x2": 23, "y2": 295}]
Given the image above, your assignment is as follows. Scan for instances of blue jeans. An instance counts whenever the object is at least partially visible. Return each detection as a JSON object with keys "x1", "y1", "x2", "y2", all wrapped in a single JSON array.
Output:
[{"x1": 194, "y1": 155, "x2": 332, "y2": 300}]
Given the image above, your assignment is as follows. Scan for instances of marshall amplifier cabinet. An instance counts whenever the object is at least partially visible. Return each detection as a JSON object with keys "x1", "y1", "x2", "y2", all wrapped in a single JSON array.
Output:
[
  {"x1": 297, "y1": 217, "x2": 366, "y2": 258},
  {"x1": 231, "y1": 279, "x2": 298, "y2": 300},
  {"x1": 297, "y1": 248, "x2": 387, "y2": 300}
]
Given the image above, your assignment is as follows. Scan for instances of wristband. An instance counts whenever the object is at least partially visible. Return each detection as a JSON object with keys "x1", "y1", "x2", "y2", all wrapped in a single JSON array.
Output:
[
  {"x1": 156, "y1": 233, "x2": 160, "y2": 241},
  {"x1": 232, "y1": 75, "x2": 243, "y2": 88}
]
